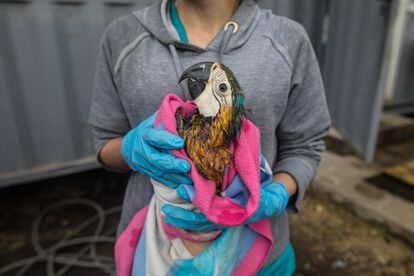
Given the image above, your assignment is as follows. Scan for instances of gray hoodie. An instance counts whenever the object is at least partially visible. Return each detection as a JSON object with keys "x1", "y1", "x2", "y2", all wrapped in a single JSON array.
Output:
[{"x1": 89, "y1": 0, "x2": 331, "y2": 265}]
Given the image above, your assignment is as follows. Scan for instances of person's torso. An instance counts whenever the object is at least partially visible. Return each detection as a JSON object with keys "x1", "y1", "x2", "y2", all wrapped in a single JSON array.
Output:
[{"x1": 114, "y1": 18, "x2": 293, "y2": 169}]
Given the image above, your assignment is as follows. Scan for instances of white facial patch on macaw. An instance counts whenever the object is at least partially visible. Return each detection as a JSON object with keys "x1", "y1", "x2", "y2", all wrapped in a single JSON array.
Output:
[{"x1": 193, "y1": 62, "x2": 233, "y2": 117}]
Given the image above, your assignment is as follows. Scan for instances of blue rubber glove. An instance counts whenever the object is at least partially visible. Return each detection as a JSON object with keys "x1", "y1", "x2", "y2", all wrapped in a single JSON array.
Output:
[
  {"x1": 121, "y1": 113, "x2": 192, "y2": 188},
  {"x1": 248, "y1": 181, "x2": 289, "y2": 224},
  {"x1": 162, "y1": 181, "x2": 289, "y2": 231},
  {"x1": 162, "y1": 204, "x2": 226, "y2": 232}
]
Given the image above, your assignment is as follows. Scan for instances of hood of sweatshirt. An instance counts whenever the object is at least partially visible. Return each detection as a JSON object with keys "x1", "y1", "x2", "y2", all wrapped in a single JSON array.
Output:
[{"x1": 132, "y1": 0, "x2": 261, "y2": 55}]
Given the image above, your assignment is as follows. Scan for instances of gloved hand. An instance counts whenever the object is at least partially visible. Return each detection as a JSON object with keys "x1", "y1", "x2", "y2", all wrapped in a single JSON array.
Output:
[
  {"x1": 121, "y1": 113, "x2": 192, "y2": 188},
  {"x1": 247, "y1": 181, "x2": 289, "y2": 224},
  {"x1": 162, "y1": 181, "x2": 289, "y2": 231},
  {"x1": 162, "y1": 204, "x2": 226, "y2": 232},
  {"x1": 161, "y1": 184, "x2": 223, "y2": 232}
]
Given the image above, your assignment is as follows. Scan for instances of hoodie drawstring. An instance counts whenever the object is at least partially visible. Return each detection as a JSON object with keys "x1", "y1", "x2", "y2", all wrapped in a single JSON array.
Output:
[
  {"x1": 168, "y1": 44, "x2": 188, "y2": 100},
  {"x1": 168, "y1": 20, "x2": 238, "y2": 100},
  {"x1": 219, "y1": 21, "x2": 238, "y2": 61}
]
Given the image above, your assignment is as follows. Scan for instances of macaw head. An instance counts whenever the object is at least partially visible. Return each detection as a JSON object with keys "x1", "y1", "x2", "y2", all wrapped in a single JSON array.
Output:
[{"x1": 179, "y1": 61, "x2": 245, "y2": 119}]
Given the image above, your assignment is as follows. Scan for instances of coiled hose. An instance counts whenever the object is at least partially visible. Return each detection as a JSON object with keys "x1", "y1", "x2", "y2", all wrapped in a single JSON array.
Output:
[{"x1": 0, "y1": 198, "x2": 121, "y2": 276}]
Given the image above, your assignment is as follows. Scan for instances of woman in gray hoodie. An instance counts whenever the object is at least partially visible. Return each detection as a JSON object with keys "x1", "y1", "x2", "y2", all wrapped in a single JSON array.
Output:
[{"x1": 89, "y1": 0, "x2": 331, "y2": 274}]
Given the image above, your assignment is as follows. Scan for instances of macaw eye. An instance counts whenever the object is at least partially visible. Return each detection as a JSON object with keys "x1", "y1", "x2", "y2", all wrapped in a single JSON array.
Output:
[{"x1": 218, "y1": 83, "x2": 228, "y2": 93}]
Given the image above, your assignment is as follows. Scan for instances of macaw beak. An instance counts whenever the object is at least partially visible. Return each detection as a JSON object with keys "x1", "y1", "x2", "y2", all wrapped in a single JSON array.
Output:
[{"x1": 179, "y1": 62, "x2": 213, "y2": 100}]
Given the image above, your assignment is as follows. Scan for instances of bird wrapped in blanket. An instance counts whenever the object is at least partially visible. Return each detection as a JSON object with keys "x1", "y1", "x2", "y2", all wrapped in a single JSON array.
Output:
[{"x1": 177, "y1": 62, "x2": 246, "y2": 192}]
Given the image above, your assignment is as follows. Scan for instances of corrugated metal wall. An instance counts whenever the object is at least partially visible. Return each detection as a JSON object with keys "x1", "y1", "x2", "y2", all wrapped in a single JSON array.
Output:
[
  {"x1": 322, "y1": 0, "x2": 390, "y2": 161},
  {"x1": 390, "y1": 9, "x2": 414, "y2": 109},
  {"x1": 0, "y1": 0, "x2": 151, "y2": 186}
]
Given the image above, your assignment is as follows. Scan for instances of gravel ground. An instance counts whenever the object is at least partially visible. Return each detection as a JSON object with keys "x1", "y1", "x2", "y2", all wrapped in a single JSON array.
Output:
[
  {"x1": 290, "y1": 189, "x2": 414, "y2": 276},
  {"x1": 0, "y1": 169, "x2": 413, "y2": 275}
]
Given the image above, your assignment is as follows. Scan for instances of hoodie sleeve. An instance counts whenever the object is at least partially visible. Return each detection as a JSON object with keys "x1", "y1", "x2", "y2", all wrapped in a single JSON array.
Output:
[
  {"x1": 273, "y1": 27, "x2": 331, "y2": 212},
  {"x1": 88, "y1": 27, "x2": 130, "y2": 161}
]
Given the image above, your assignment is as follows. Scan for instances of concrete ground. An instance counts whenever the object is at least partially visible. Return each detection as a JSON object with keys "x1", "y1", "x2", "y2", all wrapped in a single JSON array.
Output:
[
  {"x1": 300, "y1": 113, "x2": 414, "y2": 275},
  {"x1": 0, "y1": 166, "x2": 413, "y2": 275},
  {"x1": 318, "y1": 114, "x2": 414, "y2": 247}
]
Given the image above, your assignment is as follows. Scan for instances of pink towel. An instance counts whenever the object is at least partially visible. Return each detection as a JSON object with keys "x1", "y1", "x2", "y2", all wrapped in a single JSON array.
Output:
[
  {"x1": 155, "y1": 94, "x2": 261, "y2": 226},
  {"x1": 115, "y1": 94, "x2": 273, "y2": 276}
]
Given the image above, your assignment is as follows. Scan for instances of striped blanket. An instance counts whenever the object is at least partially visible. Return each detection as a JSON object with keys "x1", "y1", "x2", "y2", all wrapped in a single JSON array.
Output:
[{"x1": 115, "y1": 94, "x2": 274, "y2": 275}]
